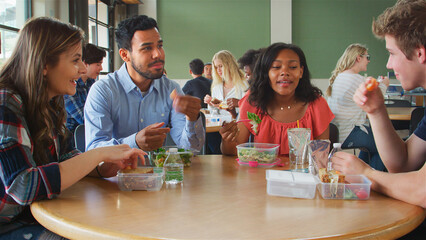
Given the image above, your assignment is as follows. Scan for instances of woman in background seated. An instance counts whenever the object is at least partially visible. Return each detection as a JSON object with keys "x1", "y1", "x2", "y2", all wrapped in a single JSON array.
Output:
[
  {"x1": 326, "y1": 43, "x2": 389, "y2": 171},
  {"x1": 220, "y1": 43, "x2": 334, "y2": 156},
  {"x1": 0, "y1": 17, "x2": 145, "y2": 239},
  {"x1": 204, "y1": 50, "x2": 248, "y2": 119}
]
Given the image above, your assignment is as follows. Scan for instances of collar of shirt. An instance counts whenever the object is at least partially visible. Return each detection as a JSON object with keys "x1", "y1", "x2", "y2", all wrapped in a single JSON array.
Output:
[{"x1": 117, "y1": 63, "x2": 162, "y2": 96}]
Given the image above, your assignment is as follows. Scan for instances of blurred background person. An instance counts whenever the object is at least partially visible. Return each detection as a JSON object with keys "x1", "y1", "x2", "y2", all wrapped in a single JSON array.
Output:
[
  {"x1": 183, "y1": 58, "x2": 212, "y2": 108},
  {"x1": 204, "y1": 50, "x2": 248, "y2": 119},
  {"x1": 64, "y1": 43, "x2": 106, "y2": 135},
  {"x1": 238, "y1": 48, "x2": 263, "y2": 82},
  {"x1": 326, "y1": 43, "x2": 389, "y2": 171},
  {"x1": 220, "y1": 43, "x2": 333, "y2": 156},
  {"x1": 203, "y1": 62, "x2": 212, "y2": 80}
]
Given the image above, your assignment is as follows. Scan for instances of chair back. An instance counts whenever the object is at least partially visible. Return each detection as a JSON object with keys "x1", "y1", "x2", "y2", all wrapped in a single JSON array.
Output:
[
  {"x1": 74, "y1": 124, "x2": 86, "y2": 152},
  {"x1": 409, "y1": 107, "x2": 425, "y2": 135},
  {"x1": 384, "y1": 99, "x2": 412, "y2": 107},
  {"x1": 329, "y1": 123, "x2": 339, "y2": 147}
]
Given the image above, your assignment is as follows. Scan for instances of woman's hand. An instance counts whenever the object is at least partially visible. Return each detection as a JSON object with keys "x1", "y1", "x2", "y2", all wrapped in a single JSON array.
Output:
[
  {"x1": 219, "y1": 121, "x2": 239, "y2": 142},
  {"x1": 93, "y1": 144, "x2": 146, "y2": 178},
  {"x1": 204, "y1": 94, "x2": 213, "y2": 106},
  {"x1": 226, "y1": 98, "x2": 240, "y2": 110}
]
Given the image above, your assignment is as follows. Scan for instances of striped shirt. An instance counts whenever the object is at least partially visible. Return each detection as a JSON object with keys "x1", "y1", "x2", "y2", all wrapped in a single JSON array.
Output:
[
  {"x1": 327, "y1": 73, "x2": 387, "y2": 142},
  {"x1": 0, "y1": 89, "x2": 80, "y2": 234}
]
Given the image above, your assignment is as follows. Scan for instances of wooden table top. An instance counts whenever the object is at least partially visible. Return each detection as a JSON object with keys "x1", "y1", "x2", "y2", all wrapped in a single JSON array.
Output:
[
  {"x1": 387, "y1": 107, "x2": 417, "y2": 121},
  {"x1": 31, "y1": 155, "x2": 425, "y2": 240}
]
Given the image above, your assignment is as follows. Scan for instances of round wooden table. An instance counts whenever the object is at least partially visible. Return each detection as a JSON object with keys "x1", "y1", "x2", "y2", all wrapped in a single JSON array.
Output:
[{"x1": 31, "y1": 155, "x2": 425, "y2": 239}]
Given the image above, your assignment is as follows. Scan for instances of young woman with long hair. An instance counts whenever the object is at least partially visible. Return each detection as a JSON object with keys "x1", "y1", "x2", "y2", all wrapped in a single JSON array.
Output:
[
  {"x1": 220, "y1": 43, "x2": 334, "y2": 156},
  {"x1": 0, "y1": 17, "x2": 145, "y2": 239},
  {"x1": 326, "y1": 43, "x2": 389, "y2": 171}
]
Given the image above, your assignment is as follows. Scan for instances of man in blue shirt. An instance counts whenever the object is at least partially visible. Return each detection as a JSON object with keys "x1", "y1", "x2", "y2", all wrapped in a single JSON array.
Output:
[
  {"x1": 85, "y1": 15, "x2": 204, "y2": 155},
  {"x1": 183, "y1": 58, "x2": 212, "y2": 108},
  {"x1": 331, "y1": 0, "x2": 426, "y2": 208},
  {"x1": 64, "y1": 43, "x2": 106, "y2": 133}
]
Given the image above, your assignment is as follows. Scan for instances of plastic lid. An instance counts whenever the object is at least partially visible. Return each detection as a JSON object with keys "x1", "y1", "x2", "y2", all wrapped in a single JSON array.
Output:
[{"x1": 169, "y1": 148, "x2": 178, "y2": 153}]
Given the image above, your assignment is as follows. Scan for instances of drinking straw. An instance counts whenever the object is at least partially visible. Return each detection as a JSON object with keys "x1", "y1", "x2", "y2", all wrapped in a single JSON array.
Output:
[{"x1": 297, "y1": 120, "x2": 300, "y2": 128}]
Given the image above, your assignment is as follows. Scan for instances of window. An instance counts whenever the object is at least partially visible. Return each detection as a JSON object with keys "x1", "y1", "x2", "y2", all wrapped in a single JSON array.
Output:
[
  {"x1": 0, "y1": 0, "x2": 30, "y2": 66},
  {"x1": 88, "y1": 0, "x2": 112, "y2": 74}
]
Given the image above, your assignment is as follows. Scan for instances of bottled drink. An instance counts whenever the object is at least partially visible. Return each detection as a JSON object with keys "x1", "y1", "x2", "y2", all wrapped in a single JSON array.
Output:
[
  {"x1": 164, "y1": 148, "x2": 184, "y2": 185},
  {"x1": 327, "y1": 143, "x2": 342, "y2": 171}
]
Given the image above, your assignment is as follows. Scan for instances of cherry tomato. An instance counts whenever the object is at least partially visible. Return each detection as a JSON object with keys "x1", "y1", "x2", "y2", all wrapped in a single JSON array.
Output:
[
  {"x1": 356, "y1": 189, "x2": 369, "y2": 199},
  {"x1": 366, "y1": 78, "x2": 378, "y2": 91}
]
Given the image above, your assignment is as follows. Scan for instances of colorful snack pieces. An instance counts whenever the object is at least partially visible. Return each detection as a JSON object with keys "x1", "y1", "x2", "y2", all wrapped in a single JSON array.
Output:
[{"x1": 366, "y1": 77, "x2": 378, "y2": 91}]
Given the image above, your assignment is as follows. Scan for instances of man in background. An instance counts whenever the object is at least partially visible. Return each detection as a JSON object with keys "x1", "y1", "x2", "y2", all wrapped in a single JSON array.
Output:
[
  {"x1": 64, "y1": 43, "x2": 106, "y2": 134},
  {"x1": 203, "y1": 62, "x2": 212, "y2": 80},
  {"x1": 238, "y1": 48, "x2": 262, "y2": 82},
  {"x1": 183, "y1": 58, "x2": 212, "y2": 108}
]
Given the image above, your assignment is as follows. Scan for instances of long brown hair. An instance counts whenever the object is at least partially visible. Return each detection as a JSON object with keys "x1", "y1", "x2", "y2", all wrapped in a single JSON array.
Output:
[{"x1": 0, "y1": 17, "x2": 84, "y2": 165}]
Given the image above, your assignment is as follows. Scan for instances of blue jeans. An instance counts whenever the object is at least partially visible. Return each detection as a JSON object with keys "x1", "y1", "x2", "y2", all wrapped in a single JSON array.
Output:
[
  {"x1": 342, "y1": 125, "x2": 386, "y2": 171},
  {"x1": 0, "y1": 224, "x2": 66, "y2": 240}
]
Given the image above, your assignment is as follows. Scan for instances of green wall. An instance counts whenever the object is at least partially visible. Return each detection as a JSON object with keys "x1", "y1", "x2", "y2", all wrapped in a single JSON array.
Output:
[
  {"x1": 157, "y1": 0, "x2": 270, "y2": 79},
  {"x1": 293, "y1": 0, "x2": 396, "y2": 79}
]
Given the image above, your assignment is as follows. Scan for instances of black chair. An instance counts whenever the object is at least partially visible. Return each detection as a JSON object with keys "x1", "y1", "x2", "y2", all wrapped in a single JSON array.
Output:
[
  {"x1": 409, "y1": 107, "x2": 425, "y2": 135},
  {"x1": 329, "y1": 123, "x2": 339, "y2": 147},
  {"x1": 74, "y1": 124, "x2": 85, "y2": 152},
  {"x1": 385, "y1": 99, "x2": 412, "y2": 130}
]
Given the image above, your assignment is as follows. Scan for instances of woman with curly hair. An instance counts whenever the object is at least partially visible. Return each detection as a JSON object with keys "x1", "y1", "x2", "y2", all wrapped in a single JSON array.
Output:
[
  {"x1": 0, "y1": 17, "x2": 145, "y2": 239},
  {"x1": 220, "y1": 43, "x2": 334, "y2": 156}
]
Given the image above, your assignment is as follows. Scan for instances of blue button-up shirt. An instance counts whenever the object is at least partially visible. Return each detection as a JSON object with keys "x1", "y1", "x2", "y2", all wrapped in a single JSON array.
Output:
[{"x1": 84, "y1": 63, "x2": 205, "y2": 152}]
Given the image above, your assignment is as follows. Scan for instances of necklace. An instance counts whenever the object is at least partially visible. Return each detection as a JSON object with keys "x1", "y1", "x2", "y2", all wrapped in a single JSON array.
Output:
[{"x1": 280, "y1": 106, "x2": 291, "y2": 110}]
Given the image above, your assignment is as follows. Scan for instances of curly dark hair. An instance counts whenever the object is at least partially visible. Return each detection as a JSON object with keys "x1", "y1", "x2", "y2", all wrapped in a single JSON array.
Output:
[
  {"x1": 115, "y1": 15, "x2": 158, "y2": 51},
  {"x1": 189, "y1": 58, "x2": 204, "y2": 75},
  {"x1": 248, "y1": 42, "x2": 322, "y2": 115}
]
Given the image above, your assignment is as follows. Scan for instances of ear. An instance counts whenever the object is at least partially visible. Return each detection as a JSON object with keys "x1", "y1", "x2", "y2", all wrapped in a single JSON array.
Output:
[
  {"x1": 189, "y1": 69, "x2": 193, "y2": 75},
  {"x1": 416, "y1": 45, "x2": 426, "y2": 64},
  {"x1": 299, "y1": 65, "x2": 304, "y2": 79},
  {"x1": 43, "y1": 65, "x2": 48, "y2": 76},
  {"x1": 119, "y1": 48, "x2": 130, "y2": 62}
]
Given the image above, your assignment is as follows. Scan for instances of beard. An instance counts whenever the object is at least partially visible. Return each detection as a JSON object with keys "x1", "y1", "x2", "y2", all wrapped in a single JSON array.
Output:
[{"x1": 131, "y1": 60, "x2": 165, "y2": 80}]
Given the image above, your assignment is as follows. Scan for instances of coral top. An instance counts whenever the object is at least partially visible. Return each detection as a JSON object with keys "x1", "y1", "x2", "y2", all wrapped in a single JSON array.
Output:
[{"x1": 239, "y1": 95, "x2": 334, "y2": 155}]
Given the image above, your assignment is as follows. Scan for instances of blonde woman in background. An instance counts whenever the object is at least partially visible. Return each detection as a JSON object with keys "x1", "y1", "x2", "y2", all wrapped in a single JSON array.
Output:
[
  {"x1": 327, "y1": 43, "x2": 389, "y2": 171},
  {"x1": 204, "y1": 50, "x2": 248, "y2": 118}
]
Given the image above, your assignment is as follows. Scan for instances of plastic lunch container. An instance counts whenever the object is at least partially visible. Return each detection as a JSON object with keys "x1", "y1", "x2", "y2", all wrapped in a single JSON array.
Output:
[
  {"x1": 236, "y1": 143, "x2": 280, "y2": 165},
  {"x1": 316, "y1": 175, "x2": 372, "y2": 200},
  {"x1": 266, "y1": 170, "x2": 317, "y2": 199},
  {"x1": 117, "y1": 167, "x2": 164, "y2": 191},
  {"x1": 151, "y1": 146, "x2": 194, "y2": 167}
]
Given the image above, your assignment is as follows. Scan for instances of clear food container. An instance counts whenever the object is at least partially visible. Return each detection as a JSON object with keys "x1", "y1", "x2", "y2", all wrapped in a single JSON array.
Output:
[
  {"x1": 117, "y1": 167, "x2": 164, "y2": 191},
  {"x1": 236, "y1": 143, "x2": 280, "y2": 164},
  {"x1": 266, "y1": 170, "x2": 317, "y2": 199},
  {"x1": 151, "y1": 146, "x2": 194, "y2": 167},
  {"x1": 316, "y1": 175, "x2": 372, "y2": 200}
]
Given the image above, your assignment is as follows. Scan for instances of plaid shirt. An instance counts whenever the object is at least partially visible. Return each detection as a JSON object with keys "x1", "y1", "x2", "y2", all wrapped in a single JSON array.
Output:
[
  {"x1": 64, "y1": 77, "x2": 95, "y2": 133},
  {"x1": 0, "y1": 89, "x2": 80, "y2": 234}
]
